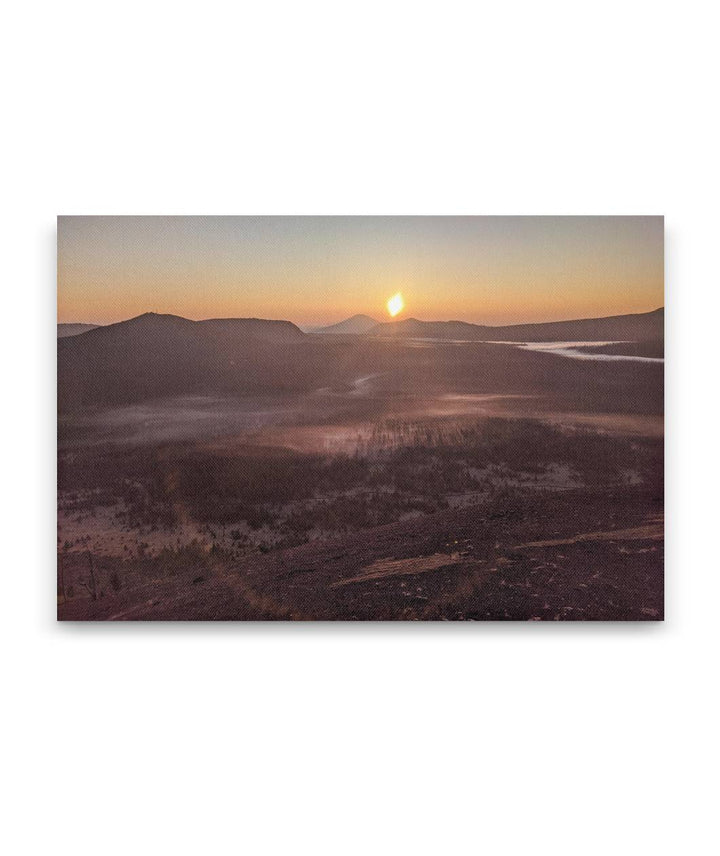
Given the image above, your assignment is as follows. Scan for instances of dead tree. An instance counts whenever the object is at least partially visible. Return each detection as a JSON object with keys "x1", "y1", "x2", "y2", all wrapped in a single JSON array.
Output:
[
  {"x1": 58, "y1": 552, "x2": 67, "y2": 603},
  {"x1": 86, "y1": 551, "x2": 98, "y2": 601}
]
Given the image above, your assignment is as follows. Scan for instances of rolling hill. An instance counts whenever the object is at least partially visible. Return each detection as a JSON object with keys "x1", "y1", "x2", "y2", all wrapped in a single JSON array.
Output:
[
  {"x1": 370, "y1": 307, "x2": 664, "y2": 342},
  {"x1": 58, "y1": 308, "x2": 665, "y2": 414},
  {"x1": 57, "y1": 323, "x2": 99, "y2": 338},
  {"x1": 57, "y1": 312, "x2": 312, "y2": 411},
  {"x1": 311, "y1": 314, "x2": 379, "y2": 335}
]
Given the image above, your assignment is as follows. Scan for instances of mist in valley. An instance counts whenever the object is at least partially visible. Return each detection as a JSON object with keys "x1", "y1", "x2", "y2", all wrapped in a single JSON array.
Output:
[{"x1": 57, "y1": 312, "x2": 663, "y2": 620}]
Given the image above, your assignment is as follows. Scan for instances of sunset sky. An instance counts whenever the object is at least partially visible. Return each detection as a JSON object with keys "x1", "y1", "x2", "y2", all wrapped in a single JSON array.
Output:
[{"x1": 58, "y1": 216, "x2": 663, "y2": 326}]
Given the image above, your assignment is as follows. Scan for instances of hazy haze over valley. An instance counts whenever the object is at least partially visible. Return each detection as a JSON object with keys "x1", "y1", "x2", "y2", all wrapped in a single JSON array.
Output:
[{"x1": 58, "y1": 305, "x2": 663, "y2": 621}]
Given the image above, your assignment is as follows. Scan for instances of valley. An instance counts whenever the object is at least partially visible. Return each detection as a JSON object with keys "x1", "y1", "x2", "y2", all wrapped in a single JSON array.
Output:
[{"x1": 57, "y1": 309, "x2": 663, "y2": 620}]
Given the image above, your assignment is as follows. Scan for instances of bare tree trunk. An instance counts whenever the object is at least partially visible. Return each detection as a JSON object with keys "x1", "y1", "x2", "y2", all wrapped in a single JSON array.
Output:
[
  {"x1": 87, "y1": 551, "x2": 97, "y2": 601},
  {"x1": 58, "y1": 552, "x2": 67, "y2": 603}
]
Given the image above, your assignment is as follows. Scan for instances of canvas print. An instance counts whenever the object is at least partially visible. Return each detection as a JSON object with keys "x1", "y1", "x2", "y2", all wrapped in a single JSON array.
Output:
[{"x1": 57, "y1": 216, "x2": 664, "y2": 621}]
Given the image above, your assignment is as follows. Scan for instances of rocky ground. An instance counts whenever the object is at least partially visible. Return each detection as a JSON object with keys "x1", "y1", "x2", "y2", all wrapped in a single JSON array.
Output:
[{"x1": 58, "y1": 485, "x2": 663, "y2": 621}]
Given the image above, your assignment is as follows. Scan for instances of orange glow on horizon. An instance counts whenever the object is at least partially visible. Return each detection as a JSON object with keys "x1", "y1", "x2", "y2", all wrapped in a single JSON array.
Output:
[{"x1": 57, "y1": 216, "x2": 664, "y2": 327}]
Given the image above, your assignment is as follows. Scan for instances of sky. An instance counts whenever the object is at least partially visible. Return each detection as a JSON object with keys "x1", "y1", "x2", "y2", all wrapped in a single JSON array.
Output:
[{"x1": 58, "y1": 216, "x2": 664, "y2": 326}]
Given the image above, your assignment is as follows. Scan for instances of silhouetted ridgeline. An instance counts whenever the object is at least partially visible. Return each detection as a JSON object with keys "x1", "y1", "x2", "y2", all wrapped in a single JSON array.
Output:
[
  {"x1": 310, "y1": 314, "x2": 379, "y2": 335},
  {"x1": 57, "y1": 323, "x2": 100, "y2": 338},
  {"x1": 58, "y1": 309, "x2": 664, "y2": 414},
  {"x1": 370, "y1": 307, "x2": 664, "y2": 342},
  {"x1": 57, "y1": 312, "x2": 316, "y2": 411}
]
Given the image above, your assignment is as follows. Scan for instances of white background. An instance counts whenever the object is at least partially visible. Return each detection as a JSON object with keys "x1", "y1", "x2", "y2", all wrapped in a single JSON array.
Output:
[{"x1": 2, "y1": 2, "x2": 718, "y2": 854}]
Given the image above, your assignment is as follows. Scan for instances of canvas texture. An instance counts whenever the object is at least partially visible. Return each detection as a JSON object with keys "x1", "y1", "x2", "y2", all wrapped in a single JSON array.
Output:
[{"x1": 57, "y1": 216, "x2": 664, "y2": 620}]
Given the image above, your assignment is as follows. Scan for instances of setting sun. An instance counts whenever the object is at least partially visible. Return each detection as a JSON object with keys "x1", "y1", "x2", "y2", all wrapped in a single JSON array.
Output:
[{"x1": 387, "y1": 292, "x2": 405, "y2": 317}]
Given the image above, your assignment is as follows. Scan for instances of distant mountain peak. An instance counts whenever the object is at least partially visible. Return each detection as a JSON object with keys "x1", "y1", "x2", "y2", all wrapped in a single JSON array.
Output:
[
  {"x1": 312, "y1": 314, "x2": 379, "y2": 335},
  {"x1": 128, "y1": 311, "x2": 189, "y2": 322}
]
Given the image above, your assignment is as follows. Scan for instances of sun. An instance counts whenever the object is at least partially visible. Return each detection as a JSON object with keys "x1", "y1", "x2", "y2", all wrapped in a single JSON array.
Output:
[{"x1": 387, "y1": 292, "x2": 405, "y2": 317}]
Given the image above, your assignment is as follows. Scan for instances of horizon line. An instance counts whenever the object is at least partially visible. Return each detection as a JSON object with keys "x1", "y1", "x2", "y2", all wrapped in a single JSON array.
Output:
[{"x1": 58, "y1": 305, "x2": 665, "y2": 330}]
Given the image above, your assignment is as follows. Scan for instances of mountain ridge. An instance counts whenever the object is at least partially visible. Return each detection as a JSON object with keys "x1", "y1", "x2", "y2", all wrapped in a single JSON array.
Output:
[
  {"x1": 58, "y1": 312, "x2": 308, "y2": 411},
  {"x1": 57, "y1": 323, "x2": 100, "y2": 338},
  {"x1": 310, "y1": 314, "x2": 379, "y2": 335},
  {"x1": 370, "y1": 307, "x2": 663, "y2": 342},
  {"x1": 57, "y1": 308, "x2": 664, "y2": 413}
]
